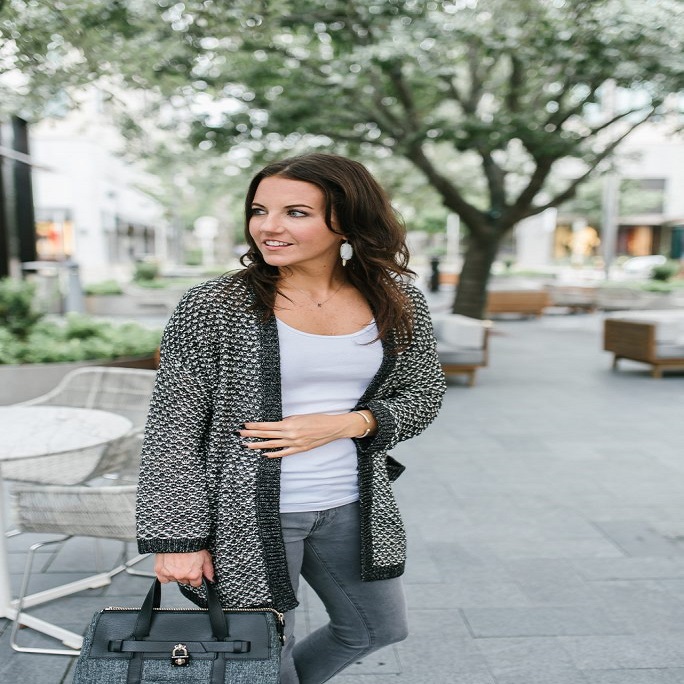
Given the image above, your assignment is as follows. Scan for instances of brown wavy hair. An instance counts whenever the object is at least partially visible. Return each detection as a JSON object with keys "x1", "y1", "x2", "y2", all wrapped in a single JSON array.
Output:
[{"x1": 238, "y1": 153, "x2": 415, "y2": 348}]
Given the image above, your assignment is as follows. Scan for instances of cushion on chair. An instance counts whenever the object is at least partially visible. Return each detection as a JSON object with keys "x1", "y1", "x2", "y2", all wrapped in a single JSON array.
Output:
[
  {"x1": 437, "y1": 346, "x2": 486, "y2": 365},
  {"x1": 655, "y1": 344, "x2": 684, "y2": 359},
  {"x1": 431, "y1": 313, "x2": 486, "y2": 349},
  {"x1": 431, "y1": 313, "x2": 489, "y2": 371},
  {"x1": 607, "y1": 310, "x2": 684, "y2": 348}
]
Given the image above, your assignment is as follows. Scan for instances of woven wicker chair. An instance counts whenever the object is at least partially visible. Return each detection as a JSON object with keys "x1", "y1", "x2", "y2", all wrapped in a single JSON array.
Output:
[
  {"x1": 2, "y1": 367, "x2": 155, "y2": 484},
  {"x1": 9, "y1": 483, "x2": 145, "y2": 655},
  {"x1": 18, "y1": 366, "x2": 156, "y2": 426}
]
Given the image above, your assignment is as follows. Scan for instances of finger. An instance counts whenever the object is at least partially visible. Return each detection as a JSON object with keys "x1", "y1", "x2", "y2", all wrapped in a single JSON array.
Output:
[
  {"x1": 240, "y1": 429, "x2": 288, "y2": 439},
  {"x1": 243, "y1": 439, "x2": 292, "y2": 450},
  {"x1": 243, "y1": 421, "x2": 284, "y2": 430},
  {"x1": 265, "y1": 448, "x2": 301, "y2": 459}
]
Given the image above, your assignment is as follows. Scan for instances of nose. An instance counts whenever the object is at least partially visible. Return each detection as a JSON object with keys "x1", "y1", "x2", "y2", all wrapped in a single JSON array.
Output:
[{"x1": 256, "y1": 211, "x2": 283, "y2": 234}]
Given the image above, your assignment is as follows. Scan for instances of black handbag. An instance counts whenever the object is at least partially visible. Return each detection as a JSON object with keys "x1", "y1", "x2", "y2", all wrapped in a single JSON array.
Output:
[{"x1": 72, "y1": 578, "x2": 283, "y2": 684}]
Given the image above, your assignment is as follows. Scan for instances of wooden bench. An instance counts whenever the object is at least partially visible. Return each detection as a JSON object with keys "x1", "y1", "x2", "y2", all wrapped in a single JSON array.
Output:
[
  {"x1": 604, "y1": 314, "x2": 684, "y2": 378},
  {"x1": 486, "y1": 290, "x2": 551, "y2": 317}
]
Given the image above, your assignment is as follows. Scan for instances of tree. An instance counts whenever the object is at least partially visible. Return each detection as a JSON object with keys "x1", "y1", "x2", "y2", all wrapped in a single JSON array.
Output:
[
  {"x1": 182, "y1": 0, "x2": 684, "y2": 317},
  {"x1": 3, "y1": 0, "x2": 683, "y2": 316}
]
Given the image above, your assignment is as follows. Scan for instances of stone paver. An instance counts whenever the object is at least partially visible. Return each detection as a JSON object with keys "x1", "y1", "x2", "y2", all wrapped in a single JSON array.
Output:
[{"x1": 2, "y1": 298, "x2": 684, "y2": 682}]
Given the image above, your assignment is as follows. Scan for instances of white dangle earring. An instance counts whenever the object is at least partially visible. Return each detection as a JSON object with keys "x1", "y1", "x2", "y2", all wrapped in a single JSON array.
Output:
[{"x1": 340, "y1": 240, "x2": 353, "y2": 267}]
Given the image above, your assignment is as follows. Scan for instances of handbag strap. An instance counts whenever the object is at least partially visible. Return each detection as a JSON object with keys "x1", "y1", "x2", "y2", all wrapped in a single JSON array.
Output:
[
  {"x1": 132, "y1": 578, "x2": 228, "y2": 640},
  {"x1": 126, "y1": 578, "x2": 229, "y2": 684}
]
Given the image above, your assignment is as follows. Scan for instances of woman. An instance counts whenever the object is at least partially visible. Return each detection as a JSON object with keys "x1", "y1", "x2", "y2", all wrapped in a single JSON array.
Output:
[{"x1": 136, "y1": 152, "x2": 446, "y2": 683}]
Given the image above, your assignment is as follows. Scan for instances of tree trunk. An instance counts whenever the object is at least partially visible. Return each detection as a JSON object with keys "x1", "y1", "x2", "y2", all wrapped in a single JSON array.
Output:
[{"x1": 452, "y1": 231, "x2": 500, "y2": 319}]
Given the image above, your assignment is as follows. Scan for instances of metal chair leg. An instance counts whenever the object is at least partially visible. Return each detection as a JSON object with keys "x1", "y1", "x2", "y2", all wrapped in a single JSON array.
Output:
[
  {"x1": 124, "y1": 558, "x2": 155, "y2": 577},
  {"x1": 10, "y1": 537, "x2": 82, "y2": 656},
  {"x1": 9, "y1": 537, "x2": 146, "y2": 655}
]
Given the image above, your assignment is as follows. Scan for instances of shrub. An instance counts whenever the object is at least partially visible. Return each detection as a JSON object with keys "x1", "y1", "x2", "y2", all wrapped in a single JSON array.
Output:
[
  {"x1": 0, "y1": 278, "x2": 43, "y2": 339},
  {"x1": 133, "y1": 260, "x2": 160, "y2": 282},
  {"x1": 651, "y1": 261, "x2": 680, "y2": 282},
  {"x1": 83, "y1": 280, "x2": 124, "y2": 296},
  {"x1": 0, "y1": 312, "x2": 161, "y2": 365},
  {"x1": 0, "y1": 328, "x2": 22, "y2": 364},
  {"x1": 184, "y1": 248, "x2": 203, "y2": 266},
  {"x1": 0, "y1": 277, "x2": 162, "y2": 364}
]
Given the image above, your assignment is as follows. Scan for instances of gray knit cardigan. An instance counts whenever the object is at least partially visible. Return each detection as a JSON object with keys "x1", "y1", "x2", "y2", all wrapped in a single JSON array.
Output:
[{"x1": 136, "y1": 274, "x2": 446, "y2": 612}]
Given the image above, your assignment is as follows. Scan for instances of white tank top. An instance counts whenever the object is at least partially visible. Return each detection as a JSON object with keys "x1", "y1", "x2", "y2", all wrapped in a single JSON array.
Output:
[{"x1": 276, "y1": 317, "x2": 383, "y2": 513}]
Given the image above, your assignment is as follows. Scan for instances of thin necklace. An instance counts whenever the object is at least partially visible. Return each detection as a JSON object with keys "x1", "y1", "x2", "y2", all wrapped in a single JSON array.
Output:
[{"x1": 284, "y1": 281, "x2": 345, "y2": 308}]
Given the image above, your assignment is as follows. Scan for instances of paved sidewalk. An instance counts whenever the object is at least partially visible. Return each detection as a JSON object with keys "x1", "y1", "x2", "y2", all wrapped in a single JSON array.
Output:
[{"x1": 3, "y1": 306, "x2": 684, "y2": 683}]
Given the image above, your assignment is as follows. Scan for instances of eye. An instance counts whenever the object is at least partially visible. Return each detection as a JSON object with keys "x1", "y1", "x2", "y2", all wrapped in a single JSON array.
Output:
[
  {"x1": 288, "y1": 209, "x2": 308, "y2": 217},
  {"x1": 250, "y1": 206, "x2": 266, "y2": 216}
]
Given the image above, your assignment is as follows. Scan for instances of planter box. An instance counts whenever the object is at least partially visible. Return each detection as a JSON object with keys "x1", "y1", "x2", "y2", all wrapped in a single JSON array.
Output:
[
  {"x1": 0, "y1": 355, "x2": 157, "y2": 405},
  {"x1": 85, "y1": 286, "x2": 189, "y2": 317},
  {"x1": 85, "y1": 293, "x2": 175, "y2": 316},
  {"x1": 595, "y1": 288, "x2": 684, "y2": 311}
]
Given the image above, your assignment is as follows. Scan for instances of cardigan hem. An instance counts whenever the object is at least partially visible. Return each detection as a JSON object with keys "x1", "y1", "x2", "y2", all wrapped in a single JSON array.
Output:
[
  {"x1": 361, "y1": 562, "x2": 405, "y2": 581},
  {"x1": 137, "y1": 537, "x2": 210, "y2": 554}
]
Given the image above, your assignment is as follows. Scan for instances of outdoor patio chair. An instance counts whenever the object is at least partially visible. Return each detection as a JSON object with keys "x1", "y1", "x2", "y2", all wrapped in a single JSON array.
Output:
[
  {"x1": 2, "y1": 426, "x2": 146, "y2": 487},
  {"x1": 18, "y1": 366, "x2": 156, "y2": 428},
  {"x1": 8, "y1": 482, "x2": 147, "y2": 655},
  {"x1": 2, "y1": 367, "x2": 155, "y2": 484}
]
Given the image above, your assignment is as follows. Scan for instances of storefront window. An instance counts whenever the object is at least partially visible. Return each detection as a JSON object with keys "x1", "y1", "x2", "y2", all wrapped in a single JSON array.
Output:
[{"x1": 35, "y1": 211, "x2": 74, "y2": 259}]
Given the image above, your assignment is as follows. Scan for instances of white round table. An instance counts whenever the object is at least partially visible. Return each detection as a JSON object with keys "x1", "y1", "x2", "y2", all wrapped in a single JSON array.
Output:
[
  {"x1": 0, "y1": 405, "x2": 132, "y2": 461},
  {"x1": 0, "y1": 405, "x2": 133, "y2": 651}
]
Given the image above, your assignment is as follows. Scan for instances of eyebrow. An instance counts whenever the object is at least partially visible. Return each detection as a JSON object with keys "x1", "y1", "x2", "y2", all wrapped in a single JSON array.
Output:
[{"x1": 251, "y1": 202, "x2": 315, "y2": 209}]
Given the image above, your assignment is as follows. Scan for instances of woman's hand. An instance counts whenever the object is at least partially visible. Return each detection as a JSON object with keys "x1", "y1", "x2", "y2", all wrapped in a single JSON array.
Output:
[
  {"x1": 154, "y1": 550, "x2": 215, "y2": 587},
  {"x1": 238, "y1": 410, "x2": 376, "y2": 458}
]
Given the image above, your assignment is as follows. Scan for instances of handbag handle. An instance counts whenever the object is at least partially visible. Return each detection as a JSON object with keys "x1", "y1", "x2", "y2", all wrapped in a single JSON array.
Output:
[{"x1": 132, "y1": 578, "x2": 228, "y2": 640}]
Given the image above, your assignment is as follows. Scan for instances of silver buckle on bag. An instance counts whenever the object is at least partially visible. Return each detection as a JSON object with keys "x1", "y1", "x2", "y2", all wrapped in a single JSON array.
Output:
[{"x1": 171, "y1": 643, "x2": 190, "y2": 666}]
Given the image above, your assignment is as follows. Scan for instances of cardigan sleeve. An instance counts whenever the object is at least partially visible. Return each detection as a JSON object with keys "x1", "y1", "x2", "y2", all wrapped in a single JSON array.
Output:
[
  {"x1": 136, "y1": 286, "x2": 219, "y2": 554},
  {"x1": 356, "y1": 286, "x2": 446, "y2": 455}
]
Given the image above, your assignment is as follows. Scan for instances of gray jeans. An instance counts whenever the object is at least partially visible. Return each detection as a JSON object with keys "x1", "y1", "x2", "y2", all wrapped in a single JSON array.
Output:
[{"x1": 279, "y1": 501, "x2": 408, "y2": 684}]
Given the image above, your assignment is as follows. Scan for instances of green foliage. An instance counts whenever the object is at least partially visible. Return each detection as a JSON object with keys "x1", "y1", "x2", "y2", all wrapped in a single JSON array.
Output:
[
  {"x1": 0, "y1": 313, "x2": 161, "y2": 365},
  {"x1": 651, "y1": 261, "x2": 680, "y2": 282},
  {"x1": 132, "y1": 279, "x2": 167, "y2": 289},
  {"x1": 0, "y1": 327, "x2": 22, "y2": 364},
  {"x1": 638, "y1": 280, "x2": 683, "y2": 293},
  {"x1": 184, "y1": 248, "x2": 203, "y2": 266},
  {"x1": 0, "y1": 277, "x2": 161, "y2": 363},
  {"x1": 599, "y1": 279, "x2": 684, "y2": 293},
  {"x1": 83, "y1": 280, "x2": 124, "y2": 296},
  {"x1": 0, "y1": 278, "x2": 43, "y2": 339},
  {"x1": 133, "y1": 260, "x2": 160, "y2": 282}
]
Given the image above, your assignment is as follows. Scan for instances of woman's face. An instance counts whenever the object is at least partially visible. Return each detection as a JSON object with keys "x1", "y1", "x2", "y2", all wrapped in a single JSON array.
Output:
[{"x1": 249, "y1": 176, "x2": 342, "y2": 271}]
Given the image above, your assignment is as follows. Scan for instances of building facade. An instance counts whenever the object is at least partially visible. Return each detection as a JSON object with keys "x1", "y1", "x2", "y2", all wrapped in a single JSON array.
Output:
[
  {"x1": 29, "y1": 91, "x2": 169, "y2": 283},
  {"x1": 554, "y1": 121, "x2": 684, "y2": 266}
]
